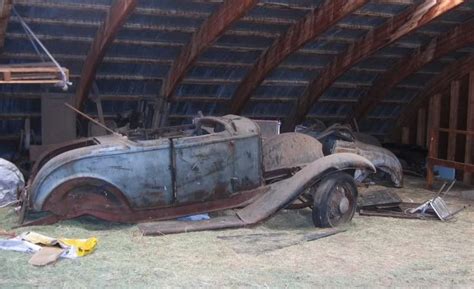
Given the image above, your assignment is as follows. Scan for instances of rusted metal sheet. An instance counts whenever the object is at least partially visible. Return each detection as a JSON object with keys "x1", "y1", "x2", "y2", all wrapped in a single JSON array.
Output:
[
  {"x1": 162, "y1": 0, "x2": 258, "y2": 101},
  {"x1": 282, "y1": 0, "x2": 465, "y2": 132},
  {"x1": 398, "y1": 54, "x2": 474, "y2": 127},
  {"x1": 353, "y1": 18, "x2": 474, "y2": 121},
  {"x1": 75, "y1": 0, "x2": 137, "y2": 111},
  {"x1": 228, "y1": 0, "x2": 368, "y2": 114}
]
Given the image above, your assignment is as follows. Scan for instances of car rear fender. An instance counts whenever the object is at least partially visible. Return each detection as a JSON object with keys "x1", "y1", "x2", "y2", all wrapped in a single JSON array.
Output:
[
  {"x1": 237, "y1": 153, "x2": 375, "y2": 224},
  {"x1": 29, "y1": 172, "x2": 123, "y2": 212}
]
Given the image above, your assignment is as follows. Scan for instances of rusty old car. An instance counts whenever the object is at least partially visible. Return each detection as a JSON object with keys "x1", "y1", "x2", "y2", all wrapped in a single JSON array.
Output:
[
  {"x1": 19, "y1": 115, "x2": 375, "y2": 234},
  {"x1": 296, "y1": 123, "x2": 403, "y2": 188}
]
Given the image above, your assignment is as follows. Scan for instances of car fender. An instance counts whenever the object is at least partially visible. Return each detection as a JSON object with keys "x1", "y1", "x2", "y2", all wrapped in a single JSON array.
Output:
[
  {"x1": 28, "y1": 144, "x2": 132, "y2": 211},
  {"x1": 332, "y1": 140, "x2": 403, "y2": 187},
  {"x1": 237, "y1": 153, "x2": 375, "y2": 224}
]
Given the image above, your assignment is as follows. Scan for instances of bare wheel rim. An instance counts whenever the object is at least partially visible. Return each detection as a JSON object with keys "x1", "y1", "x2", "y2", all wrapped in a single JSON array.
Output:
[{"x1": 326, "y1": 182, "x2": 356, "y2": 227}]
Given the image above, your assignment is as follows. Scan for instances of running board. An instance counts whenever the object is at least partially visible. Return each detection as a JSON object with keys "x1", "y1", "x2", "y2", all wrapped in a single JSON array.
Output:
[{"x1": 139, "y1": 214, "x2": 245, "y2": 236}]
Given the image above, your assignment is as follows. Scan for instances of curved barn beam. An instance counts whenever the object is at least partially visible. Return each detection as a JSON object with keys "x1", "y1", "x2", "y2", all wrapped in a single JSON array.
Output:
[
  {"x1": 397, "y1": 54, "x2": 474, "y2": 127},
  {"x1": 0, "y1": 0, "x2": 12, "y2": 49},
  {"x1": 75, "y1": 0, "x2": 137, "y2": 111},
  {"x1": 228, "y1": 0, "x2": 369, "y2": 114},
  {"x1": 352, "y1": 18, "x2": 474, "y2": 121},
  {"x1": 162, "y1": 0, "x2": 259, "y2": 101},
  {"x1": 282, "y1": 0, "x2": 464, "y2": 132}
]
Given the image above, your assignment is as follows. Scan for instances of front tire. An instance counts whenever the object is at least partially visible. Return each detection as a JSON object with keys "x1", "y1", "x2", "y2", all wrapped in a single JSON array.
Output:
[{"x1": 311, "y1": 172, "x2": 358, "y2": 228}]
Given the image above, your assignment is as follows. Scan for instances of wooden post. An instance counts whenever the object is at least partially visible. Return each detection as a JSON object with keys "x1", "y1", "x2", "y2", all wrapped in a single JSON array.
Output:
[
  {"x1": 427, "y1": 127, "x2": 439, "y2": 189},
  {"x1": 464, "y1": 72, "x2": 474, "y2": 184},
  {"x1": 416, "y1": 108, "x2": 426, "y2": 147},
  {"x1": 427, "y1": 94, "x2": 441, "y2": 147},
  {"x1": 401, "y1": 127, "x2": 410, "y2": 144},
  {"x1": 448, "y1": 81, "x2": 460, "y2": 161}
]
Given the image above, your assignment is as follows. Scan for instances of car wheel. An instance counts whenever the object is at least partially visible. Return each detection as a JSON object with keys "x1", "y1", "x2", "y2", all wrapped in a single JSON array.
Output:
[{"x1": 311, "y1": 172, "x2": 358, "y2": 228}]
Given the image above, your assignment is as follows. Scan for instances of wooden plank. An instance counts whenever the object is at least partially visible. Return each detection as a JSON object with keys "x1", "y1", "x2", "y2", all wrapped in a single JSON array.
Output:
[
  {"x1": 438, "y1": 128, "x2": 474, "y2": 136},
  {"x1": 401, "y1": 127, "x2": 410, "y2": 144},
  {"x1": 0, "y1": 0, "x2": 12, "y2": 48},
  {"x1": 427, "y1": 94, "x2": 441, "y2": 147},
  {"x1": 75, "y1": 0, "x2": 138, "y2": 111},
  {"x1": 228, "y1": 0, "x2": 369, "y2": 114},
  {"x1": 464, "y1": 72, "x2": 474, "y2": 184},
  {"x1": 428, "y1": 157, "x2": 474, "y2": 173},
  {"x1": 2, "y1": 70, "x2": 10, "y2": 81},
  {"x1": 416, "y1": 108, "x2": 426, "y2": 147},
  {"x1": 282, "y1": 0, "x2": 464, "y2": 132},
  {"x1": 426, "y1": 128, "x2": 439, "y2": 189},
  {"x1": 448, "y1": 80, "x2": 460, "y2": 161}
]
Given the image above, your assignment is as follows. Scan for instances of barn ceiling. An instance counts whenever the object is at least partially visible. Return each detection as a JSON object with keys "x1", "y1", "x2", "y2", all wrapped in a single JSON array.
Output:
[{"x1": 1, "y1": 0, "x2": 474, "y2": 140}]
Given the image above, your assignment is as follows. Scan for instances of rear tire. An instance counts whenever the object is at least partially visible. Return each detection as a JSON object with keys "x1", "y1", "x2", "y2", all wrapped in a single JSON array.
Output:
[{"x1": 312, "y1": 172, "x2": 358, "y2": 228}]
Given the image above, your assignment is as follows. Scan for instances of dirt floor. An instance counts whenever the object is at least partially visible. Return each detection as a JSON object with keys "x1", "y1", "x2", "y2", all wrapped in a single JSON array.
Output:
[{"x1": 0, "y1": 176, "x2": 473, "y2": 288}]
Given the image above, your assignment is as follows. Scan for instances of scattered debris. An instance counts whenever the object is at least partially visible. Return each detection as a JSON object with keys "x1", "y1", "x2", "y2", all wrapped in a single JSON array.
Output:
[
  {"x1": 358, "y1": 184, "x2": 464, "y2": 221},
  {"x1": 407, "y1": 181, "x2": 463, "y2": 221},
  {"x1": 28, "y1": 247, "x2": 64, "y2": 267},
  {"x1": 358, "y1": 189, "x2": 402, "y2": 209},
  {"x1": 0, "y1": 229, "x2": 16, "y2": 238},
  {"x1": 0, "y1": 231, "x2": 98, "y2": 266},
  {"x1": 176, "y1": 214, "x2": 210, "y2": 222},
  {"x1": 216, "y1": 228, "x2": 346, "y2": 255}
]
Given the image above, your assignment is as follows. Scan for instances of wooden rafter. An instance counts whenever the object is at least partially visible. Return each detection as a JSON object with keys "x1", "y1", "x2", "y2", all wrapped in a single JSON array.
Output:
[
  {"x1": 352, "y1": 18, "x2": 474, "y2": 121},
  {"x1": 282, "y1": 0, "x2": 464, "y2": 132},
  {"x1": 398, "y1": 54, "x2": 474, "y2": 127},
  {"x1": 228, "y1": 0, "x2": 369, "y2": 114},
  {"x1": 162, "y1": 0, "x2": 258, "y2": 102},
  {"x1": 0, "y1": 0, "x2": 12, "y2": 49},
  {"x1": 75, "y1": 0, "x2": 137, "y2": 110}
]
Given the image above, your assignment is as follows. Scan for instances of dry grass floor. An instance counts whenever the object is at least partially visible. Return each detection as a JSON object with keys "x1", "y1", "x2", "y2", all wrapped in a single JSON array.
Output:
[{"x1": 0, "y1": 176, "x2": 473, "y2": 288}]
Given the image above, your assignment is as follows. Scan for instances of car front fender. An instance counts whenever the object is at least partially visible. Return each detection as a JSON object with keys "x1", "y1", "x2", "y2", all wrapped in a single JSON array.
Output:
[{"x1": 237, "y1": 153, "x2": 375, "y2": 224}]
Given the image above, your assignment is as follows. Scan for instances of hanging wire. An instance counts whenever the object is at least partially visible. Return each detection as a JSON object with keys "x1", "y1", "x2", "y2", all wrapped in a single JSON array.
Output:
[{"x1": 12, "y1": 7, "x2": 72, "y2": 90}]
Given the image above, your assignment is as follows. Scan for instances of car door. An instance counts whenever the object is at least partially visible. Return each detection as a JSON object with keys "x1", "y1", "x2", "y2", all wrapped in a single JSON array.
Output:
[{"x1": 172, "y1": 131, "x2": 235, "y2": 204}]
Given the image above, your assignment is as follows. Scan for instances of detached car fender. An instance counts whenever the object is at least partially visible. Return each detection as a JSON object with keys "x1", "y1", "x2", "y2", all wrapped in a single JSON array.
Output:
[{"x1": 237, "y1": 153, "x2": 375, "y2": 224}]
